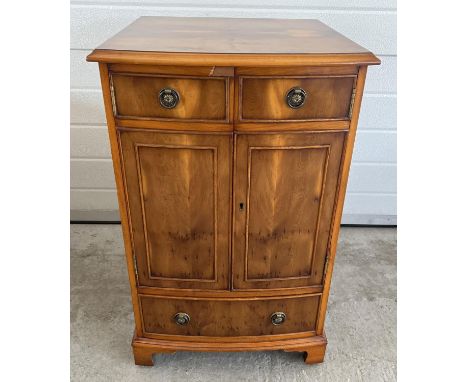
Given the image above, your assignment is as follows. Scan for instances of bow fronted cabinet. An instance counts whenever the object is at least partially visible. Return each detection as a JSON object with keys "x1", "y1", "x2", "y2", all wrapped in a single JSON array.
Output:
[{"x1": 87, "y1": 16, "x2": 380, "y2": 366}]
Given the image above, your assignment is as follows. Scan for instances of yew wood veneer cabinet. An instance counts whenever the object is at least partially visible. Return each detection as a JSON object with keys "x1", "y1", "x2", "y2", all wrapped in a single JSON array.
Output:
[{"x1": 87, "y1": 16, "x2": 380, "y2": 366}]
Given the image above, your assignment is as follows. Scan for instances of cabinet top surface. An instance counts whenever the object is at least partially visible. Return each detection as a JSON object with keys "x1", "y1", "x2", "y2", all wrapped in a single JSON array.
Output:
[
  {"x1": 87, "y1": 17, "x2": 380, "y2": 66},
  {"x1": 97, "y1": 16, "x2": 368, "y2": 55}
]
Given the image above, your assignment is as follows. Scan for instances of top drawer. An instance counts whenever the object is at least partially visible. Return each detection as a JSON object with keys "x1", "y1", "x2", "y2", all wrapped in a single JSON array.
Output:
[
  {"x1": 239, "y1": 76, "x2": 356, "y2": 122},
  {"x1": 110, "y1": 73, "x2": 229, "y2": 122}
]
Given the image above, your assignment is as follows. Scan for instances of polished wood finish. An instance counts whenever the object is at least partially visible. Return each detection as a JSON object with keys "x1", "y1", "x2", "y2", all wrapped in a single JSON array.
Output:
[
  {"x1": 111, "y1": 74, "x2": 229, "y2": 121},
  {"x1": 87, "y1": 17, "x2": 380, "y2": 67},
  {"x1": 94, "y1": 17, "x2": 372, "y2": 54},
  {"x1": 88, "y1": 50, "x2": 380, "y2": 67},
  {"x1": 132, "y1": 332, "x2": 175, "y2": 366},
  {"x1": 97, "y1": 63, "x2": 144, "y2": 337},
  {"x1": 132, "y1": 333, "x2": 327, "y2": 366},
  {"x1": 315, "y1": 65, "x2": 369, "y2": 336},
  {"x1": 291, "y1": 342, "x2": 327, "y2": 364},
  {"x1": 119, "y1": 130, "x2": 231, "y2": 289},
  {"x1": 139, "y1": 294, "x2": 320, "y2": 337},
  {"x1": 233, "y1": 132, "x2": 345, "y2": 290},
  {"x1": 136, "y1": 285, "x2": 323, "y2": 299},
  {"x1": 236, "y1": 66, "x2": 358, "y2": 76},
  {"x1": 234, "y1": 121, "x2": 350, "y2": 133},
  {"x1": 240, "y1": 76, "x2": 355, "y2": 121},
  {"x1": 87, "y1": 16, "x2": 379, "y2": 366},
  {"x1": 109, "y1": 64, "x2": 235, "y2": 77},
  {"x1": 116, "y1": 120, "x2": 232, "y2": 132}
]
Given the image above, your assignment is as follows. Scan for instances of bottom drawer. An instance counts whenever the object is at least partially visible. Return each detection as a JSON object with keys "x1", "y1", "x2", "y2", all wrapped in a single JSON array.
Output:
[{"x1": 139, "y1": 294, "x2": 320, "y2": 337}]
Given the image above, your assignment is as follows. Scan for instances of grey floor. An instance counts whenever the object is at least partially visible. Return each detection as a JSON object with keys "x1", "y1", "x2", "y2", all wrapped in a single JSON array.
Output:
[{"x1": 71, "y1": 225, "x2": 396, "y2": 382}]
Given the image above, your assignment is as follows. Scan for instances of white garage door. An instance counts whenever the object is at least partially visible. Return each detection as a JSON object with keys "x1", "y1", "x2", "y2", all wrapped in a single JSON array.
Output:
[{"x1": 70, "y1": 0, "x2": 397, "y2": 225}]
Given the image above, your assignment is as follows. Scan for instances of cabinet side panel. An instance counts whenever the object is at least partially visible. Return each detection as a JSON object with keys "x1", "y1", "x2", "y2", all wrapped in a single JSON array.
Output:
[
  {"x1": 316, "y1": 66, "x2": 369, "y2": 335},
  {"x1": 97, "y1": 63, "x2": 144, "y2": 336}
]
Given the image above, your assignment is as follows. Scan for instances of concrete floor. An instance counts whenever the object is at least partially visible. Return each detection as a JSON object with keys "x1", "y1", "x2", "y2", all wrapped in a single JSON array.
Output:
[{"x1": 71, "y1": 225, "x2": 396, "y2": 382}]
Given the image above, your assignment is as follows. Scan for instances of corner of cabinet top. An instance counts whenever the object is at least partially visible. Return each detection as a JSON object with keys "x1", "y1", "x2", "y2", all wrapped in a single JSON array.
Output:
[{"x1": 86, "y1": 16, "x2": 380, "y2": 67}]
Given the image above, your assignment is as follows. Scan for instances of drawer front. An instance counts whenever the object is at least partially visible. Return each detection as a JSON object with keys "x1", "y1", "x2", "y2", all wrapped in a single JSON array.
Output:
[
  {"x1": 111, "y1": 73, "x2": 228, "y2": 121},
  {"x1": 140, "y1": 294, "x2": 320, "y2": 337},
  {"x1": 240, "y1": 76, "x2": 355, "y2": 121}
]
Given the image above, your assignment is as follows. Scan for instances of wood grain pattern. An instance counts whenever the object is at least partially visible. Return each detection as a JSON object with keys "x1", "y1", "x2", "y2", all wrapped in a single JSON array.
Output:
[
  {"x1": 88, "y1": 50, "x2": 380, "y2": 67},
  {"x1": 137, "y1": 329, "x2": 318, "y2": 344},
  {"x1": 136, "y1": 285, "x2": 323, "y2": 299},
  {"x1": 132, "y1": 332, "x2": 327, "y2": 366},
  {"x1": 240, "y1": 76, "x2": 355, "y2": 121},
  {"x1": 87, "y1": 16, "x2": 379, "y2": 366},
  {"x1": 139, "y1": 294, "x2": 320, "y2": 337},
  {"x1": 111, "y1": 73, "x2": 228, "y2": 121},
  {"x1": 92, "y1": 17, "x2": 371, "y2": 55},
  {"x1": 233, "y1": 132, "x2": 345, "y2": 290},
  {"x1": 136, "y1": 144, "x2": 217, "y2": 281},
  {"x1": 315, "y1": 66, "x2": 369, "y2": 336},
  {"x1": 236, "y1": 66, "x2": 359, "y2": 76},
  {"x1": 245, "y1": 145, "x2": 330, "y2": 281},
  {"x1": 132, "y1": 332, "x2": 175, "y2": 366},
  {"x1": 86, "y1": 17, "x2": 380, "y2": 67},
  {"x1": 116, "y1": 119, "x2": 233, "y2": 132},
  {"x1": 97, "y1": 63, "x2": 145, "y2": 337},
  {"x1": 286, "y1": 343, "x2": 327, "y2": 364},
  {"x1": 234, "y1": 121, "x2": 350, "y2": 132},
  {"x1": 119, "y1": 130, "x2": 232, "y2": 289},
  {"x1": 109, "y1": 64, "x2": 235, "y2": 77}
]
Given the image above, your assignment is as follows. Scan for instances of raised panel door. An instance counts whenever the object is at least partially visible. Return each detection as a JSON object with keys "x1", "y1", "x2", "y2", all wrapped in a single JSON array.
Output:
[
  {"x1": 233, "y1": 132, "x2": 346, "y2": 289},
  {"x1": 119, "y1": 129, "x2": 231, "y2": 289}
]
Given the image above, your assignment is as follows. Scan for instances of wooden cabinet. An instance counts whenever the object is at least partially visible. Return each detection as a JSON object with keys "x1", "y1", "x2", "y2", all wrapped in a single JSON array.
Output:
[{"x1": 87, "y1": 16, "x2": 379, "y2": 366}]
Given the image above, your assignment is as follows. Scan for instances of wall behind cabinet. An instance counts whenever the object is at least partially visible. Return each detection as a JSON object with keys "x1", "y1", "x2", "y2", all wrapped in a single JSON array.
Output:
[{"x1": 70, "y1": 0, "x2": 397, "y2": 225}]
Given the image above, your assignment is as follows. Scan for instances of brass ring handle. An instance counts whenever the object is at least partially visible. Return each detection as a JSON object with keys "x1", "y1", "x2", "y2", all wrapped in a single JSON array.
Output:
[
  {"x1": 173, "y1": 312, "x2": 190, "y2": 326},
  {"x1": 286, "y1": 87, "x2": 307, "y2": 108},
  {"x1": 159, "y1": 88, "x2": 180, "y2": 109},
  {"x1": 270, "y1": 312, "x2": 286, "y2": 325}
]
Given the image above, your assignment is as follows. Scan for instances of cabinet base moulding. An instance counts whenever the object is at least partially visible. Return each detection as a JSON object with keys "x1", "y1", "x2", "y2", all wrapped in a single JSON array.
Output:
[{"x1": 132, "y1": 332, "x2": 327, "y2": 366}]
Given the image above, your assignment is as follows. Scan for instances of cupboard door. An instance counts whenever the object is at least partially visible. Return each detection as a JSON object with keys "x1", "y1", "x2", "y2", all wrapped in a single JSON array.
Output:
[
  {"x1": 119, "y1": 130, "x2": 231, "y2": 289},
  {"x1": 233, "y1": 132, "x2": 345, "y2": 290}
]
